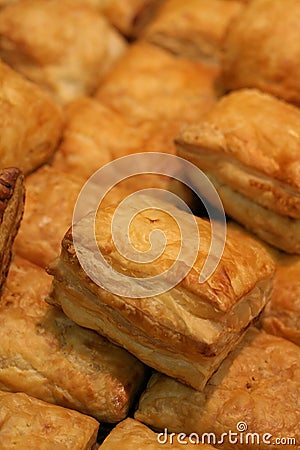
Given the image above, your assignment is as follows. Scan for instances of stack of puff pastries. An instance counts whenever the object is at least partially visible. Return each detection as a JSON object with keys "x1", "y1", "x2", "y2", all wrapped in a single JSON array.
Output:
[{"x1": 0, "y1": 0, "x2": 299, "y2": 448}]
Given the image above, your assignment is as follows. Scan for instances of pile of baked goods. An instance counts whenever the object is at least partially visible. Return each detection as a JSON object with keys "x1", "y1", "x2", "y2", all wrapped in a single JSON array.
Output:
[{"x1": 0, "y1": 0, "x2": 299, "y2": 448}]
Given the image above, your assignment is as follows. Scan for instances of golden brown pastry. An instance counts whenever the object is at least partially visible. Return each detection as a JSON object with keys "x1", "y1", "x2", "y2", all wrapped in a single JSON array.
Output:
[
  {"x1": 0, "y1": 168, "x2": 24, "y2": 294},
  {"x1": 222, "y1": 0, "x2": 300, "y2": 106},
  {"x1": 0, "y1": 0, "x2": 127, "y2": 104},
  {"x1": 48, "y1": 195, "x2": 275, "y2": 391},
  {"x1": 100, "y1": 418, "x2": 217, "y2": 449},
  {"x1": 135, "y1": 328, "x2": 300, "y2": 450},
  {"x1": 0, "y1": 60, "x2": 62, "y2": 174},
  {"x1": 14, "y1": 166, "x2": 83, "y2": 268},
  {"x1": 143, "y1": 0, "x2": 243, "y2": 63},
  {"x1": 0, "y1": 390, "x2": 99, "y2": 450},
  {"x1": 96, "y1": 42, "x2": 218, "y2": 126},
  {"x1": 262, "y1": 254, "x2": 300, "y2": 346},
  {"x1": 176, "y1": 89, "x2": 300, "y2": 253},
  {"x1": 0, "y1": 256, "x2": 146, "y2": 422},
  {"x1": 52, "y1": 97, "x2": 179, "y2": 182}
]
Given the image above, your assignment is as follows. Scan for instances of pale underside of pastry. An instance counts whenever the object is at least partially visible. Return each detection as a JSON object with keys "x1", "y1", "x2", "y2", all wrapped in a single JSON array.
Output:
[
  {"x1": 222, "y1": 0, "x2": 300, "y2": 106},
  {"x1": 135, "y1": 328, "x2": 300, "y2": 450},
  {"x1": 0, "y1": 167, "x2": 24, "y2": 294},
  {"x1": 0, "y1": 0, "x2": 127, "y2": 104},
  {"x1": 0, "y1": 60, "x2": 63, "y2": 174},
  {"x1": 99, "y1": 418, "x2": 217, "y2": 449},
  {"x1": 0, "y1": 390, "x2": 99, "y2": 450},
  {"x1": 262, "y1": 254, "x2": 300, "y2": 346},
  {"x1": 96, "y1": 42, "x2": 219, "y2": 126},
  {"x1": 0, "y1": 256, "x2": 146, "y2": 422},
  {"x1": 142, "y1": 0, "x2": 243, "y2": 63},
  {"x1": 176, "y1": 89, "x2": 300, "y2": 253},
  {"x1": 48, "y1": 195, "x2": 275, "y2": 391}
]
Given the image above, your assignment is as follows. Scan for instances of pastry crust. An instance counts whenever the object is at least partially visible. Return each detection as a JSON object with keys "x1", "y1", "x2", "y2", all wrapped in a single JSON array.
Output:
[
  {"x1": 143, "y1": 0, "x2": 243, "y2": 63},
  {"x1": 0, "y1": 0, "x2": 127, "y2": 104},
  {"x1": 0, "y1": 168, "x2": 24, "y2": 294},
  {"x1": 96, "y1": 42, "x2": 218, "y2": 126},
  {"x1": 222, "y1": 0, "x2": 300, "y2": 106},
  {"x1": 0, "y1": 256, "x2": 146, "y2": 422},
  {"x1": 0, "y1": 390, "x2": 98, "y2": 450},
  {"x1": 48, "y1": 197, "x2": 275, "y2": 391},
  {"x1": 100, "y1": 418, "x2": 217, "y2": 449},
  {"x1": 0, "y1": 60, "x2": 63, "y2": 174},
  {"x1": 176, "y1": 89, "x2": 300, "y2": 252},
  {"x1": 135, "y1": 328, "x2": 300, "y2": 450},
  {"x1": 262, "y1": 254, "x2": 300, "y2": 346}
]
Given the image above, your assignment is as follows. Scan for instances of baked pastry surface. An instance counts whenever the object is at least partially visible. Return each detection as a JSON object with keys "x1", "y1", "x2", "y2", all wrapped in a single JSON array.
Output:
[
  {"x1": 0, "y1": 167, "x2": 24, "y2": 294},
  {"x1": 100, "y1": 418, "x2": 217, "y2": 449},
  {"x1": 222, "y1": 0, "x2": 300, "y2": 105},
  {"x1": 0, "y1": 60, "x2": 63, "y2": 174},
  {"x1": 0, "y1": 256, "x2": 146, "y2": 422},
  {"x1": 135, "y1": 328, "x2": 300, "y2": 450},
  {"x1": 176, "y1": 89, "x2": 300, "y2": 252},
  {"x1": 262, "y1": 254, "x2": 300, "y2": 346},
  {"x1": 0, "y1": 390, "x2": 98, "y2": 450},
  {"x1": 48, "y1": 196, "x2": 275, "y2": 391},
  {"x1": 143, "y1": 0, "x2": 243, "y2": 63},
  {"x1": 0, "y1": 0, "x2": 127, "y2": 103}
]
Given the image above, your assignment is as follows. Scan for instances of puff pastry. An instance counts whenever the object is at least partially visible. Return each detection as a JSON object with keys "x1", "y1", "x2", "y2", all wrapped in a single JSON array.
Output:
[
  {"x1": 135, "y1": 328, "x2": 300, "y2": 450},
  {"x1": 262, "y1": 254, "x2": 300, "y2": 346},
  {"x1": 48, "y1": 195, "x2": 275, "y2": 391},
  {"x1": 0, "y1": 390, "x2": 98, "y2": 450},
  {"x1": 0, "y1": 0, "x2": 127, "y2": 104},
  {"x1": 100, "y1": 418, "x2": 217, "y2": 449},
  {"x1": 96, "y1": 42, "x2": 218, "y2": 126},
  {"x1": 0, "y1": 168, "x2": 24, "y2": 294},
  {"x1": 0, "y1": 256, "x2": 146, "y2": 422},
  {"x1": 143, "y1": 0, "x2": 243, "y2": 63},
  {"x1": 52, "y1": 97, "x2": 178, "y2": 182},
  {"x1": 176, "y1": 89, "x2": 300, "y2": 253},
  {"x1": 0, "y1": 60, "x2": 62, "y2": 174},
  {"x1": 222, "y1": 0, "x2": 300, "y2": 106}
]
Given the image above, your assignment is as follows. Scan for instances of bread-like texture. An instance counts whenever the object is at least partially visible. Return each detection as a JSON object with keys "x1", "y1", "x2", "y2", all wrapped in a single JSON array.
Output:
[
  {"x1": 222, "y1": 0, "x2": 300, "y2": 106},
  {"x1": 0, "y1": 256, "x2": 146, "y2": 422},
  {"x1": 100, "y1": 418, "x2": 217, "y2": 449},
  {"x1": 135, "y1": 328, "x2": 300, "y2": 450},
  {"x1": 175, "y1": 89, "x2": 300, "y2": 252},
  {"x1": 47, "y1": 197, "x2": 275, "y2": 391},
  {"x1": 14, "y1": 166, "x2": 83, "y2": 268},
  {"x1": 142, "y1": 0, "x2": 243, "y2": 63},
  {"x1": 262, "y1": 254, "x2": 300, "y2": 346},
  {"x1": 96, "y1": 41, "x2": 218, "y2": 125},
  {"x1": 0, "y1": 0, "x2": 127, "y2": 104},
  {"x1": 52, "y1": 97, "x2": 180, "y2": 181},
  {"x1": 0, "y1": 167, "x2": 24, "y2": 294},
  {"x1": 0, "y1": 60, "x2": 63, "y2": 174},
  {"x1": 0, "y1": 390, "x2": 98, "y2": 450}
]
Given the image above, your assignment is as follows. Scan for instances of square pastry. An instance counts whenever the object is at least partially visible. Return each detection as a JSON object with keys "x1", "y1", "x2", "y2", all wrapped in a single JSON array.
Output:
[
  {"x1": 99, "y1": 418, "x2": 217, "y2": 449},
  {"x1": 135, "y1": 328, "x2": 300, "y2": 450},
  {"x1": 0, "y1": 391, "x2": 98, "y2": 450},
  {"x1": 222, "y1": 0, "x2": 300, "y2": 106},
  {"x1": 262, "y1": 254, "x2": 300, "y2": 347},
  {"x1": 0, "y1": 60, "x2": 62, "y2": 174},
  {"x1": 0, "y1": 168, "x2": 24, "y2": 294},
  {"x1": 48, "y1": 195, "x2": 275, "y2": 391},
  {"x1": 176, "y1": 89, "x2": 300, "y2": 253},
  {"x1": 95, "y1": 42, "x2": 218, "y2": 126},
  {"x1": 0, "y1": 0, "x2": 127, "y2": 103},
  {"x1": 142, "y1": 0, "x2": 243, "y2": 63},
  {"x1": 0, "y1": 256, "x2": 146, "y2": 422}
]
